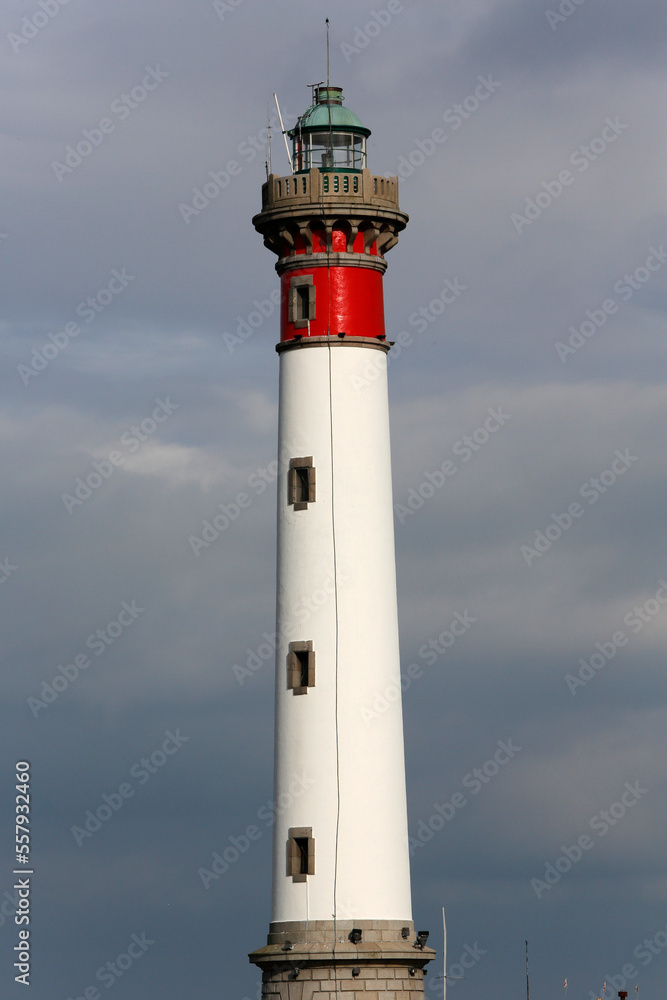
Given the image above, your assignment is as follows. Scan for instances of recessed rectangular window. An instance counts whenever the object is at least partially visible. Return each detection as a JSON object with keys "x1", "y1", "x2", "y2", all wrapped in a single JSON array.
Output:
[
  {"x1": 295, "y1": 466, "x2": 309, "y2": 502},
  {"x1": 288, "y1": 640, "x2": 315, "y2": 694},
  {"x1": 296, "y1": 650, "x2": 308, "y2": 688},
  {"x1": 287, "y1": 827, "x2": 314, "y2": 882},
  {"x1": 288, "y1": 457, "x2": 315, "y2": 510},
  {"x1": 296, "y1": 838, "x2": 308, "y2": 873},
  {"x1": 296, "y1": 285, "x2": 309, "y2": 319},
  {"x1": 288, "y1": 275, "x2": 316, "y2": 329}
]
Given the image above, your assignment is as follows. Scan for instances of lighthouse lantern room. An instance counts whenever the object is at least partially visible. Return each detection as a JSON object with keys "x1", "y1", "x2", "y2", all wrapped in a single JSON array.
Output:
[{"x1": 290, "y1": 86, "x2": 369, "y2": 172}]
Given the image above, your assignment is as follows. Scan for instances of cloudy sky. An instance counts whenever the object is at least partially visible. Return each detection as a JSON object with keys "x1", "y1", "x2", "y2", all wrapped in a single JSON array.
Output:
[{"x1": 2, "y1": 0, "x2": 666, "y2": 997}]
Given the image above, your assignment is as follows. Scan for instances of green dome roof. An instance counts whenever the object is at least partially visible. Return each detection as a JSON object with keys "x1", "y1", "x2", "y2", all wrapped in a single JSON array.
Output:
[{"x1": 289, "y1": 87, "x2": 371, "y2": 137}]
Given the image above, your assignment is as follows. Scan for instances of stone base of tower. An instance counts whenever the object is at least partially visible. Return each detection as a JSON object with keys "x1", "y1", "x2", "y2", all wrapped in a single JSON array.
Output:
[{"x1": 249, "y1": 920, "x2": 436, "y2": 1000}]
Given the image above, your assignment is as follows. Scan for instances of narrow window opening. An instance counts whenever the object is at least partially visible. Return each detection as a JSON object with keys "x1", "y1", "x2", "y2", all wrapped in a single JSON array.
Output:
[
  {"x1": 295, "y1": 837, "x2": 309, "y2": 874},
  {"x1": 287, "y1": 827, "x2": 314, "y2": 881},
  {"x1": 296, "y1": 650, "x2": 309, "y2": 688},
  {"x1": 287, "y1": 640, "x2": 315, "y2": 694},
  {"x1": 288, "y1": 457, "x2": 316, "y2": 510},
  {"x1": 295, "y1": 466, "x2": 309, "y2": 503},
  {"x1": 296, "y1": 285, "x2": 310, "y2": 321},
  {"x1": 288, "y1": 276, "x2": 315, "y2": 330}
]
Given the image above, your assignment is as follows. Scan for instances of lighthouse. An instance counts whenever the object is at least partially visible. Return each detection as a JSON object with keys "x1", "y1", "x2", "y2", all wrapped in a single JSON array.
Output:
[{"x1": 249, "y1": 83, "x2": 435, "y2": 1000}]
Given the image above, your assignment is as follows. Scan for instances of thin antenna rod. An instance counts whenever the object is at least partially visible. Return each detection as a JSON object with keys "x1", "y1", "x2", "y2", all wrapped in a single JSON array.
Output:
[
  {"x1": 266, "y1": 104, "x2": 271, "y2": 179},
  {"x1": 273, "y1": 93, "x2": 293, "y2": 172},
  {"x1": 442, "y1": 908, "x2": 447, "y2": 1000},
  {"x1": 325, "y1": 19, "x2": 333, "y2": 169},
  {"x1": 326, "y1": 18, "x2": 330, "y2": 88},
  {"x1": 525, "y1": 940, "x2": 530, "y2": 1000}
]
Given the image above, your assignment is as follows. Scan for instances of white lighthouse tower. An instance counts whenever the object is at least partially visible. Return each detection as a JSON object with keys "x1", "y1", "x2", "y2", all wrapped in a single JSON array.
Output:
[{"x1": 250, "y1": 83, "x2": 435, "y2": 1000}]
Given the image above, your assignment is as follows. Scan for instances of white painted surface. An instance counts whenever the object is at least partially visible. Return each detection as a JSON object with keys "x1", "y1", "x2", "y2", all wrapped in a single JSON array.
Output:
[{"x1": 271, "y1": 342, "x2": 412, "y2": 923}]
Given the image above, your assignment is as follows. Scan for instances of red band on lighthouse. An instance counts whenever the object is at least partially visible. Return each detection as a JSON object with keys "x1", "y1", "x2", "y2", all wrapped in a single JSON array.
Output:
[{"x1": 280, "y1": 265, "x2": 386, "y2": 341}]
